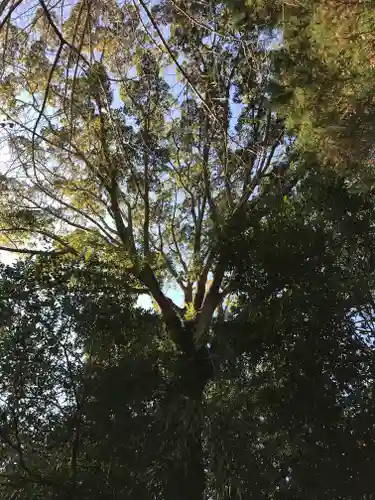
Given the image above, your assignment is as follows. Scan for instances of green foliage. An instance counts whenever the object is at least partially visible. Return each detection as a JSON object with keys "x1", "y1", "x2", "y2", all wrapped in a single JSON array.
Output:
[
  {"x1": 260, "y1": 0, "x2": 375, "y2": 171},
  {"x1": 0, "y1": 0, "x2": 291, "y2": 316},
  {"x1": 1, "y1": 1, "x2": 375, "y2": 499},
  {"x1": 0, "y1": 257, "x2": 169, "y2": 499},
  {"x1": 207, "y1": 171, "x2": 375, "y2": 498},
  {"x1": 1, "y1": 170, "x2": 375, "y2": 498}
]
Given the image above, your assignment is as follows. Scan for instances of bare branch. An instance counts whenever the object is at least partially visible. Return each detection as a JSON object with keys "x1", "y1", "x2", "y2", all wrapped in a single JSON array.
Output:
[
  {"x1": 32, "y1": 41, "x2": 63, "y2": 160},
  {"x1": 143, "y1": 128, "x2": 150, "y2": 257},
  {"x1": 136, "y1": 0, "x2": 219, "y2": 123},
  {"x1": 0, "y1": 0, "x2": 23, "y2": 32},
  {"x1": 0, "y1": 245, "x2": 72, "y2": 256},
  {"x1": 194, "y1": 257, "x2": 226, "y2": 345},
  {"x1": 201, "y1": 115, "x2": 218, "y2": 227},
  {"x1": 0, "y1": 226, "x2": 79, "y2": 254},
  {"x1": 38, "y1": 0, "x2": 89, "y2": 67},
  {"x1": 194, "y1": 250, "x2": 214, "y2": 312}
]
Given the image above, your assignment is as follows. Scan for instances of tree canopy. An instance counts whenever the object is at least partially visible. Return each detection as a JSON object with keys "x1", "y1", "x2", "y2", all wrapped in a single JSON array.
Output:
[{"x1": 0, "y1": 0, "x2": 293, "y2": 344}]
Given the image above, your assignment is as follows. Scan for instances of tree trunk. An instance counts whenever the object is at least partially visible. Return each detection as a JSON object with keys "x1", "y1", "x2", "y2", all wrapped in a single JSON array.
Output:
[
  {"x1": 164, "y1": 416, "x2": 205, "y2": 500},
  {"x1": 163, "y1": 335, "x2": 213, "y2": 500}
]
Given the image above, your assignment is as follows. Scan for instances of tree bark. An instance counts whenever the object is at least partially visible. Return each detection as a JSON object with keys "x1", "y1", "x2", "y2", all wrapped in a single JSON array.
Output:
[
  {"x1": 163, "y1": 335, "x2": 213, "y2": 500},
  {"x1": 164, "y1": 418, "x2": 206, "y2": 500}
]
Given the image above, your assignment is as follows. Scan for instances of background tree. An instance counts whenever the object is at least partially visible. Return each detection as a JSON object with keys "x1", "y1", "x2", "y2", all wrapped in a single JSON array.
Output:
[
  {"x1": 0, "y1": 2, "x2": 291, "y2": 497},
  {"x1": 208, "y1": 167, "x2": 375, "y2": 498},
  {"x1": 228, "y1": 0, "x2": 375, "y2": 171},
  {"x1": 0, "y1": 256, "x2": 172, "y2": 499}
]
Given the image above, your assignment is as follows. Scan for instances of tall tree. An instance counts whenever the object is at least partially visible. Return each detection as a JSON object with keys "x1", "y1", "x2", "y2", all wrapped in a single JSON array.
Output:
[
  {"x1": 0, "y1": 3, "x2": 289, "y2": 497},
  {"x1": 1, "y1": 1, "x2": 375, "y2": 499},
  {"x1": 0, "y1": 3, "x2": 287, "y2": 326}
]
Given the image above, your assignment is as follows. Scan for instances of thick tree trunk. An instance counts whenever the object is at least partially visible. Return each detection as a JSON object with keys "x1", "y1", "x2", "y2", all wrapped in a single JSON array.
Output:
[
  {"x1": 164, "y1": 415, "x2": 205, "y2": 500},
  {"x1": 163, "y1": 335, "x2": 213, "y2": 500}
]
